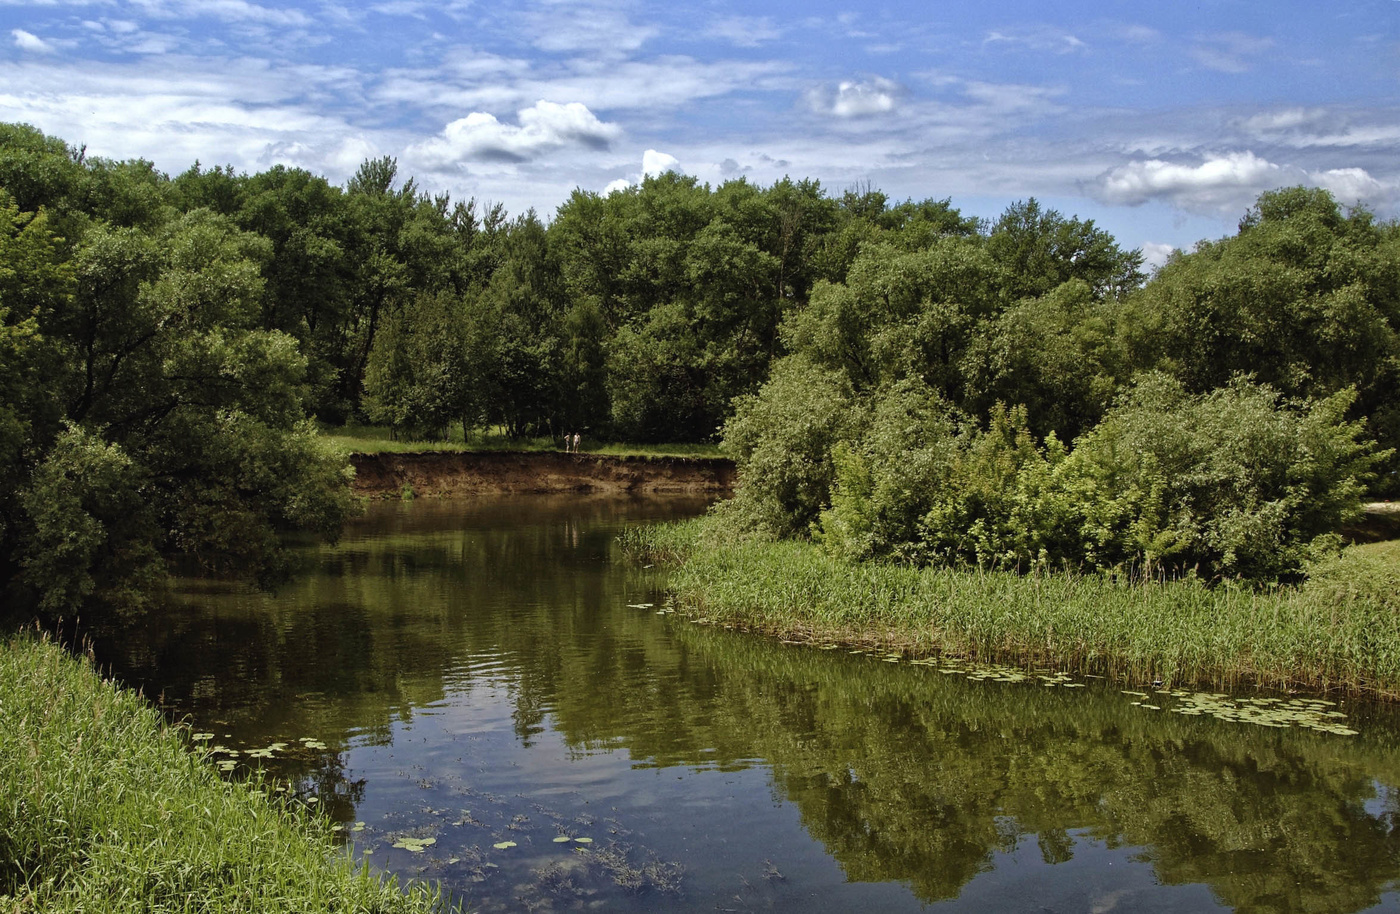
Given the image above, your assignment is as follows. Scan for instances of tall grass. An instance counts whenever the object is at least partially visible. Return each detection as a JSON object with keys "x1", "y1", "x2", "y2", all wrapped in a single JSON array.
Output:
[
  {"x1": 0, "y1": 634, "x2": 439, "y2": 914},
  {"x1": 622, "y1": 522, "x2": 1400, "y2": 697}
]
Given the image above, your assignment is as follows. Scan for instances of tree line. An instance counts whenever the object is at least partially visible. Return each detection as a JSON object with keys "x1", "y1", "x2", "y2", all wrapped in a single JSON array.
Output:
[{"x1": 2, "y1": 121, "x2": 1397, "y2": 611}]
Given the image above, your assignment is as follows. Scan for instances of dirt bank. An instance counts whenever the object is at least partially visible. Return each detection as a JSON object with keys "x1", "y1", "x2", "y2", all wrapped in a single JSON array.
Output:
[{"x1": 349, "y1": 450, "x2": 735, "y2": 498}]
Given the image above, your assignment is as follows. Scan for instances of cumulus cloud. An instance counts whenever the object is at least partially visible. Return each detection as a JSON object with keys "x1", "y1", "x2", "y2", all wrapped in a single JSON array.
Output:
[
  {"x1": 1094, "y1": 151, "x2": 1287, "y2": 211},
  {"x1": 1094, "y1": 151, "x2": 1396, "y2": 214},
  {"x1": 601, "y1": 148, "x2": 682, "y2": 195},
  {"x1": 1312, "y1": 167, "x2": 1389, "y2": 203},
  {"x1": 411, "y1": 100, "x2": 622, "y2": 165},
  {"x1": 808, "y1": 77, "x2": 899, "y2": 118},
  {"x1": 642, "y1": 148, "x2": 679, "y2": 176},
  {"x1": 13, "y1": 29, "x2": 55, "y2": 53}
]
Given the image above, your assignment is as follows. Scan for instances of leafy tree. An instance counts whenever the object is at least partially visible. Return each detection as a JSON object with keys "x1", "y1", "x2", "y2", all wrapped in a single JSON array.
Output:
[
  {"x1": 1126, "y1": 187, "x2": 1400, "y2": 485},
  {"x1": 718, "y1": 356, "x2": 855, "y2": 537},
  {"x1": 363, "y1": 290, "x2": 471, "y2": 440},
  {"x1": 960, "y1": 279, "x2": 1126, "y2": 441},
  {"x1": 986, "y1": 198, "x2": 1144, "y2": 301},
  {"x1": 0, "y1": 192, "x2": 358, "y2": 613}
]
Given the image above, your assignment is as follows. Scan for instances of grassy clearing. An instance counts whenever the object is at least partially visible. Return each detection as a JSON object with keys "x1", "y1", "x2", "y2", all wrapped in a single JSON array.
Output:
[
  {"x1": 0, "y1": 634, "x2": 439, "y2": 914},
  {"x1": 621, "y1": 521, "x2": 1400, "y2": 698},
  {"x1": 321, "y1": 423, "x2": 722, "y2": 459}
]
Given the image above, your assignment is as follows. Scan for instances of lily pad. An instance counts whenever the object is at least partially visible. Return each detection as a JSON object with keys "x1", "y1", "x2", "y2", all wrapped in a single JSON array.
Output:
[{"x1": 493, "y1": 841, "x2": 517, "y2": 850}]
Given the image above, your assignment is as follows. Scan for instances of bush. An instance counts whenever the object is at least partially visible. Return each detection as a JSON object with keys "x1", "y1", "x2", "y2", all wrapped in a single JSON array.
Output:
[
  {"x1": 813, "y1": 373, "x2": 1386, "y2": 582},
  {"x1": 718, "y1": 356, "x2": 855, "y2": 538}
]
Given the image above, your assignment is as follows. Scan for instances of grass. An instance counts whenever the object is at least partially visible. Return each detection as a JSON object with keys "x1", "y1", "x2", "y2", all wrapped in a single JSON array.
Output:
[
  {"x1": 320, "y1": 423, "x2": 723, "y2": 459},
  {"x1": 621, "y1": 520, "x2": 1400, "y2": 698},
  {"x1": 0, "y1": 634, "x2": 440, "y2": 914}
]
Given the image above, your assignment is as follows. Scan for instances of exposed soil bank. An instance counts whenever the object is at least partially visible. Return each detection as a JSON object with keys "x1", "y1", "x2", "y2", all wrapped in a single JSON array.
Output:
[{"x1": 349, "y1": 450, "x2": 735, "y2": 497}]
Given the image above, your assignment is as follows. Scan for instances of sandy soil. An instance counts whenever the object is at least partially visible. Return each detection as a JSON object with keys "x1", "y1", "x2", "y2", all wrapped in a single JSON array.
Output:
[{"x1": 349, "y1": 450, "x2": 735, "y2": 498}]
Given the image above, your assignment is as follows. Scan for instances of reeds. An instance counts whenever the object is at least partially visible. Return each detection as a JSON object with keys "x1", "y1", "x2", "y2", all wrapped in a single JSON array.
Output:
[
  {"x1": 0, "y1": 634, "x2": 440, "y2": 913},
  {"x1": 623, "y1": 522, "x2": 1400, "y2": 697}
]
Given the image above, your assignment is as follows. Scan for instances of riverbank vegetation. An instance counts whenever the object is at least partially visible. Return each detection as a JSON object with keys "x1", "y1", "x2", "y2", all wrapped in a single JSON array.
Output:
[
  {"x1": 322, "y1": 424, "x2": 723, "y2": 459},
  {"x1": 3, "y1": 121, "x2": 1399, "y2": 617},
  {"x1": 622, "y1": 522, "x2": 1400, "y2": 696},
  {"x1": 0, "y1": 634, "x2": 438, "y2": 913}
]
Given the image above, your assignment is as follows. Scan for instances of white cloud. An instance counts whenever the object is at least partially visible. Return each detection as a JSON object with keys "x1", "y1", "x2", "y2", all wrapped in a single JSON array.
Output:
[
  {"x1": 808, "y1": 77, "x2": 899, "y2": 118},
  {"x1": 1236, "y1": 107, "x2": 1400, "y2": 149},
  {"x1": 642, "y1": 148, "x2": 678, "y2": 176},
  {"x1": 13, "y1": 29, "x2": 55, "y2": 53},
  {"x1": 1140, "y1": 241, "x2": 1177, "y2": 273},
  {"x1": 126, "y1": 0, "x2": 312, "y2": 27},
  {"x1": 410, "y1": 100, "x2": 622, "y2": 165},
  {"x1": 375, "y1": 55, "x2": 793, "y2": 117},
  {"x1": 983, "y1": 27, "x2": 1085, "y2": 54},
  {"x1": 599, "y1": 148, "x2": 681, "y2": 195},
  {"x1": 1093, "y1": 152, "x2": 1397, "y2": 214},
  {"x1": 1313, "y1": 167, "x2": 1389, "y2": 204},
  {"x1": 706, "y1": 16, "x2": 782, "y2": 48},
  {"x1": 521, "y1": 4, "x2": 657, "y2": 54},
  {"x1": 1094, "y1": 151, "x2": 1286, "y2": 211}
]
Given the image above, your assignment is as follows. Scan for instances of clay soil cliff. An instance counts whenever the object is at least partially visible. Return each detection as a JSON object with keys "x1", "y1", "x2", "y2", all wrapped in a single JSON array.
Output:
[{"x1": 349, "y1": 451, "x2": 735, "y2": 498}]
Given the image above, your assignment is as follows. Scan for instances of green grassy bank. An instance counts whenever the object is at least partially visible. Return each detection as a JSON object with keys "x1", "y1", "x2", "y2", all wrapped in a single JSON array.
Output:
[
  {"x1": 0, "y1": 635, "x2": 439, "y2": 914},
  {"x1": 622, "y1": 520, "x2": 1400, "y2": 698},
  {"x1": 321, "y1": 424, "x2": 722, "y2": 459}
]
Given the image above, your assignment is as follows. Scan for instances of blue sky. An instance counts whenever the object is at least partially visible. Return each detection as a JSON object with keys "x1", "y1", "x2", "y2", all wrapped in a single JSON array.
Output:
[{"x1": 2, "y1": 0, "x2": 1398, "y2": 266}]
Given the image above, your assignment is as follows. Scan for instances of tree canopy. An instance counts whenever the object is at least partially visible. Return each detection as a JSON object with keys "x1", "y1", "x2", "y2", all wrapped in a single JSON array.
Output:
[{"x1": 2, "y1": 121, "x2": 1397, "y2": 595}]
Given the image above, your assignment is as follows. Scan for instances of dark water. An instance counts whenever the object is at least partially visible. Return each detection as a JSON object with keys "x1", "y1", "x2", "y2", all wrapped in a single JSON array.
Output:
[{"x1": 89, "y1": 496, "x2": 1400, "y2": 913}]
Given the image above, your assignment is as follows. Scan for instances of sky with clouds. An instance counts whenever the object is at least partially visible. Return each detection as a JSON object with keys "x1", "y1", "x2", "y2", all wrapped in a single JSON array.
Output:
[{"x1": 2, "y1": 0, "x2": 1397, "y2": 265}]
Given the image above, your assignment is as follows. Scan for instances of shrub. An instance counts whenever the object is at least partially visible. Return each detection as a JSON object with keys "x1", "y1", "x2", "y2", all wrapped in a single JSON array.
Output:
[{"x1": 718, "y1": 356, "x2": 855, "y2": 538}]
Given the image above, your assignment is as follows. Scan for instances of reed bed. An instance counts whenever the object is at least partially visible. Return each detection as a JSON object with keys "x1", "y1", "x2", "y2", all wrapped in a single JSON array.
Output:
[
  {"x1": 0, "y1": 634, "x2": 439, "y2": 914},
  {"x1": 621, "y1": 521, "x2": 1400, "y2": 697}
]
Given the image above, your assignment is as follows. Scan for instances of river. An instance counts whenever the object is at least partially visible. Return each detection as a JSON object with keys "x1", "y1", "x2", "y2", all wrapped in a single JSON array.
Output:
[{"x1": 89, "y1": 496, "x2": 1400, "y2": 913}]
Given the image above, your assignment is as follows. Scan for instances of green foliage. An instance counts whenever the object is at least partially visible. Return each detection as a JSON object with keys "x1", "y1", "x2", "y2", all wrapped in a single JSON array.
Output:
[
  {"x1": 4, "y1": 118, "x2": 1398, "y2": 593},
  {"x1": 810, "y1": 374, "x2": 1383, "y2": 582},
  {"x1": 1040, "y1": 374, "x2": 1386, "y2": 579},
  {"x1": 717, "y1": 356, "x2": 854, "y2": 537},
  {"x1": 1127, "y1": 186, "x2": 1400, "y2": 483},
  {"x1": 17, "y1": 424, "x2": 158, "y2": 611},
  {"x1": 0, "y1": 158, "x2": 360, "y2": 615},
  {"x1": 816, "y1": 378, "x2": 961, "y2": 562},
  {"x1": 634, "y1": 517, "x2": 1400, "y2": 695},
  {"x1": 0, "y1": 635, "x2": 438, "y2": 913},
  {"x1": 363, "y1": 291, "x2": 470, "y2": 440},
  {"x1": 986, "y1": 197, "x2": 1145, "y2": 301}
]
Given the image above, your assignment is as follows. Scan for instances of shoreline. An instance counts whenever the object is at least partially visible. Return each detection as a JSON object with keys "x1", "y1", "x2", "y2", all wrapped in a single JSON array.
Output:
[
  {"x1": 348, "y1": 450, "x2": 735, "y2": 498},
  {"x1": 621, "y1": 520, "x2": 1400, "y2": 701}
]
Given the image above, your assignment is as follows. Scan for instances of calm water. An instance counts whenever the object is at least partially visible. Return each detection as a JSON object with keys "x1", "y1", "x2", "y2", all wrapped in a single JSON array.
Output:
[{"x1": 89, "y1": 496, "x2": 1400, "y2": 913}]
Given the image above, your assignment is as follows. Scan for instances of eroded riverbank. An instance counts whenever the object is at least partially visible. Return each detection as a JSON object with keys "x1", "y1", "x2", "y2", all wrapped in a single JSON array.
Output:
[{"x1": 349, "y1": 450, "x2": 735, "y2": 498}]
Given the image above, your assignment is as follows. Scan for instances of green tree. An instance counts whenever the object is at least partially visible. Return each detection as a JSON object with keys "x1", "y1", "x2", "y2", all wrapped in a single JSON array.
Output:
[{"x1": 1126, "y1": 187, "x2": 1400, "y2": 485}]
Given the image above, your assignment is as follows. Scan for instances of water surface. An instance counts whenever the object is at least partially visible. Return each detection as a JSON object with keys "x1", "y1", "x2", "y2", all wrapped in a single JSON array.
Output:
[{"x1": 92, "y1": 497, "x2": 1400, "y2": 913}]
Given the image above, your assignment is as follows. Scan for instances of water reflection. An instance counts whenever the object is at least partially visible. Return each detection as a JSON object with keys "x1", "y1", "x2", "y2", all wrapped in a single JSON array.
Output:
[{"x1": 89, "y1": 497, "x2": 1400, "y2": 913}]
